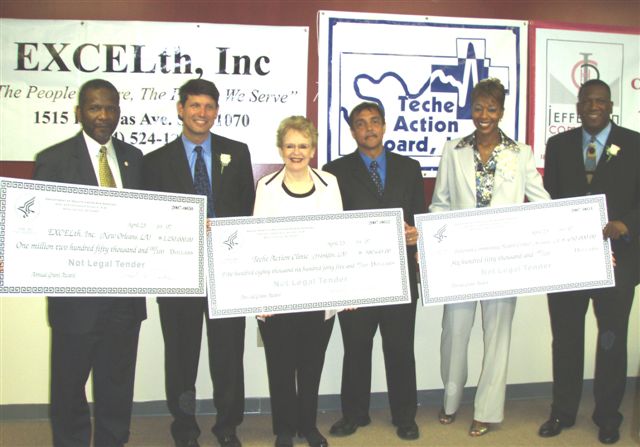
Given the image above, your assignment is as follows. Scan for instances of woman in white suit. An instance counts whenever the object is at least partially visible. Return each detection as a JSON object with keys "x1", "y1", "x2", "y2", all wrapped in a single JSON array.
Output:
[{"x1": 430, "y1": 78, "x2": 550, "y2": 436}]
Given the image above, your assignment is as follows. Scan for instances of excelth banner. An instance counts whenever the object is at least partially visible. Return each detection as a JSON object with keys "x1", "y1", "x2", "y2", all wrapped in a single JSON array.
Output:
[
  {"x1": 0, "y1": 19, "x2": 308, "y2": 162},
  {"x1": 530, "y1": 23, "x2": 640, "y2": 169},
  {"x1": 317, "y1": 11, "x2": 527, "y2": 178}
]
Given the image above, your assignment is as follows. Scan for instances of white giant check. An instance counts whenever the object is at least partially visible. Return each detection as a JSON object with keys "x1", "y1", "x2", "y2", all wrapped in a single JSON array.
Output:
[
  {"x1": 1, "y1": 177, "x2": 207, "y2": 296},
  {"x1": 416, "y1": 195, "x2": 614, "y2": 305},
  {"x1": 207, "y1": 209, "x2": 410, "y2": 318}
]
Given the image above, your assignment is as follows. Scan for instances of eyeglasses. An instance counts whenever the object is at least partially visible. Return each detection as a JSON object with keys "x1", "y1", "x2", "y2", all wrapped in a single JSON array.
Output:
[{"x1": 282, "y1": 144, "x2": 312, "y2": 150}]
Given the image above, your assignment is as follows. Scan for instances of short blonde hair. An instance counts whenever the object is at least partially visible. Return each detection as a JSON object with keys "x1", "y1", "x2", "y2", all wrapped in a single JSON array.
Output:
[{"x1": 276, "y1": 116, "x2": 318, "y2": 149}]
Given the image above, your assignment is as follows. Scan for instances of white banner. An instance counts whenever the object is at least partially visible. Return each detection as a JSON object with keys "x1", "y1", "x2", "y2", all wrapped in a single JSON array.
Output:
[
  {"x1": 318, "y1": 11, "x2": 527, "y2": 177},
  {"x1": 531, "y1": 24, "x2": 640, "y2": 168},
  {"x1": 0, "y1": 19, "x2": 308, "y2": 162}
]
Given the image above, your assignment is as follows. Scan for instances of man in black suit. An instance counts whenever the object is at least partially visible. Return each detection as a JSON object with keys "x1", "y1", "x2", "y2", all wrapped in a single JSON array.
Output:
[
  {"x1": 323, "y1": 102, "x2": 426, "y2": 441},
  {"x1": 143, "y1": 79, "x2": 255, "y2": 447},
  {"x1": 34, "y1": 79, "x2": 147, "y2": 447},
  {"x1": 539, "y1": 79, "x2": 639, "y2": 445}
]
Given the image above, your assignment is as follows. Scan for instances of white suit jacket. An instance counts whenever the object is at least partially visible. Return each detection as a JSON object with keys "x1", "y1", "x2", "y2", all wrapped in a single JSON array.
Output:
[{"x1": 430, "y1": 132, "x2": 550, "y2": 213}]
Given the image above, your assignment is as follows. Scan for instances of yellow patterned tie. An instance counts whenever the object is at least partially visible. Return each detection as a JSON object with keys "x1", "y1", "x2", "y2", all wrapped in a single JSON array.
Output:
[{"x1": 99, "y1": 146, "x2": 116, "y2": 187}]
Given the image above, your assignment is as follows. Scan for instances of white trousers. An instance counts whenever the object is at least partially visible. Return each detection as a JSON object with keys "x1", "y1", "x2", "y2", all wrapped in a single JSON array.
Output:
[{"x1": 440, "y1": 297, "x2": 516, "y2": 423}]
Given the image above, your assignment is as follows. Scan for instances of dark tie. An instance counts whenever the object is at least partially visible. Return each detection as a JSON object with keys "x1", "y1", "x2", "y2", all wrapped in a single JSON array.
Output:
[
  {"x1": 193, "y1": 146, "x2": 214, "y2": 218},
  {"x1": 369, "y1": 159, "x2": 384, "y2": 197},
  {"x1": 585, "y1": 136, "x2": 597, "y2": 184}
]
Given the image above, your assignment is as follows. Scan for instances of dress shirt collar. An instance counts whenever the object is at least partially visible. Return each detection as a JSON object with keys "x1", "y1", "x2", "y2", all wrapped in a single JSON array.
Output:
[
  {"x1": 82, "y1": 131, "x2": 122, "y2": 188},
  {"x1": 182, "y1": 134, "x2": 212, "y2": 158},
  {"x1": 582, "y1": 121, "x2": 612, "y2": 150}
]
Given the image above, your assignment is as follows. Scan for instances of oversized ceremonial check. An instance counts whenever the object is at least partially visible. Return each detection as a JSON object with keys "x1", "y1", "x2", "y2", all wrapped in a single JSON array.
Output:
[
  {"x1": 0, "y1": 177, "x2": 206, "y2": 296},
  {"x1": 206, "y1": 209, "x2": 410, "y2": 318},
  {"x1": 416, "y1": 195, "x2": 614, "y2": 305}
]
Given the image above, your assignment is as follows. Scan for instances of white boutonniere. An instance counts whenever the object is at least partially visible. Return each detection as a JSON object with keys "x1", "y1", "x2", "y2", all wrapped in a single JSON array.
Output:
[
  {"x1": 220, "y1": 153, "x2": 231, "y2": 174},
  {"x1": 605, "y1": 144, "x2": 620, "y2": 162}
]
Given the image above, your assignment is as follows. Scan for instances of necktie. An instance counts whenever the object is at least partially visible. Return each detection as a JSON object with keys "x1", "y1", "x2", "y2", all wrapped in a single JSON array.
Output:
[
  {"x1": 369, "y1": 159, "x2": 384, "y2": 197},
  {"x1": 193, "y1": 146, "x2": 214, "y2": 218},
  {"x1": 98, "y1": 146, "x2": 116, "y2": 187},
  {"x1": 585, "y1": 136, "x2": 597, "y2": 184}
]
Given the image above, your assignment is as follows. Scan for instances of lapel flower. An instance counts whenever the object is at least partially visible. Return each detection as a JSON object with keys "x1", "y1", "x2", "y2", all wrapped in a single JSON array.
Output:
[
  {"x1": 605, "y1": 144, "x2": 620, "y2": 162},
  {"x1": 495, "y1": 143, "x2": 519, "y2": 183},
  {"x1": 220, "y1": 153, "x2": 231, "y2": 174}
]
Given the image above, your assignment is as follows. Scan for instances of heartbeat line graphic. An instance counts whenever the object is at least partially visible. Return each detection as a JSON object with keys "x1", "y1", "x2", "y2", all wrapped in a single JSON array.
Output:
[
  {"x1": 353, "y1": 60, "x2": 482, "y2": 107},
  {"x1": 340, "y1": 42, "x2": 497, "y2": 124}
]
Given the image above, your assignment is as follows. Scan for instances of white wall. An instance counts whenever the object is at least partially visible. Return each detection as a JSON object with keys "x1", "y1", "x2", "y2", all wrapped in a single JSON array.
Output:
[{"x1": 1, "y1": 287, "x2": 638, "y2": 406}]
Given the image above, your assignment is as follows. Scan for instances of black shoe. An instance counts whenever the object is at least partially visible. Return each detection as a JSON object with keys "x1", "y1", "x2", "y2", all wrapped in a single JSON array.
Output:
[
  {"x1": 175, "y1": 438, "x2": 200, "y2": 447},
  {"x1": 396, "y1": 421, "x2": 420, "y2": 440},
  {"x1": 215, "y1": 433, "x2": 241, "y2": 447},
  {"x1": 329, "y1": 417, "x2": 369, "y2": 437},
  {"x1": 300, "y1": 428, "x2": 328, "y2": 447},
  {"x1": 538, "y1": 417, "x2": 573, "y2": 438},
  {"x1": 598, "y1": 427, "x2": 620, "y2": 444},
  {"x1": 275, "y1": 434, "x2": 293, "y2": 447}
]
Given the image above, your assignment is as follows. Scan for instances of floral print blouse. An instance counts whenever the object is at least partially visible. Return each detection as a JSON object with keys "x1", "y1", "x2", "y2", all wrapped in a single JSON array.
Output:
[{"x1": 454, "y1": 129, "x2": 521, "y2": 208}]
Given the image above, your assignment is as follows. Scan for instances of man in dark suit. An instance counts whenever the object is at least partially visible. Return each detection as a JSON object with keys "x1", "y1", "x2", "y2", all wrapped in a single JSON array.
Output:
[
  {"x1": 33, "y1": 79, "x2": 147, "y2": 447},
  {"x1": 143, "y1": 79, "x2": 255, "y2": 447},
  {"x1": 539, "y1": 79, "x2": 639, "y2": 445},
  {"x1": 323, "y1": 102, "x2": 426, "y2": 441}
]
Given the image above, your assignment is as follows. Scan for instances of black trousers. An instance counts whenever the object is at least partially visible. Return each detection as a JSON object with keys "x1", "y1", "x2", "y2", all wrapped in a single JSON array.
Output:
[
  {"x1": 158, "y1": 297, "x2": 245, "y2": 443},
  {"x1": 547, "y1": 284, "x2": 635, "y2": 429},
  {"x1": 337, "y1": 300, "x2": 418, "y2": 426},
  {"x1": 50, "y1": 300, "x2": 141, "y2": 447},
  {"x1": 258, "y1": 311, "x2": 334, "y2": 436}
]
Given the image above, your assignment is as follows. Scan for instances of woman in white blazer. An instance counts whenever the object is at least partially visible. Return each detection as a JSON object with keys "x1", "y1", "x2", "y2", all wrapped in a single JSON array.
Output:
[
  {"x1": 254, "y1": 116, "x2": 342, "y2": 447},
  {"x1": 429, "y1": 79, "x2": 550, "y2": 436}
]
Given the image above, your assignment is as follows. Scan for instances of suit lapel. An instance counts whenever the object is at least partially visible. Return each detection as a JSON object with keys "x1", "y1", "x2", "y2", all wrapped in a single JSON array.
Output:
[
  {"x1": 71, "y1": 133, "x2": 99, "y2": 186},
  {"x1": 170, "y1": 138, "x2": 197, "y2": 193},
  {"x1": 113, "y1": 140, "x2": 133, "y2": 188},
  {"x1": 595, "y1": 123, "x2": 619, "y2": 178},
  {"x1": 211, "y1": 134, "x2": 223, "y2": 205},
  {"x1": 457, "y1": 145, "x2": 476, "y2": 195},
  {"x1": 384, "y1": 152, "x2": 402, "y2": 200},
  {"x1": 348, "y1": 150, "x2": 381, "y2": 199},
  {"x1": 566, "y1": 130, "x2": 589, "y2": 188}
]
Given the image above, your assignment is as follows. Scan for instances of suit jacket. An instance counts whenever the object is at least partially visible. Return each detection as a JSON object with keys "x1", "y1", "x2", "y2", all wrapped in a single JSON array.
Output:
[
  {"x1": 33, "y1": 132, "x2": 147, "y2": 333},
  {"x1": 543, "y1": 122, "x2": 640, "y2": 287},
  {"x1": 142, "y1": 133, "x2": 255, "y2": 218},
  {"x1": 323, "y1": 149, "x2": 426, "y2": 297},
  {"x1": 430, "y1": 134, "x2": 550, "y2": 212}
]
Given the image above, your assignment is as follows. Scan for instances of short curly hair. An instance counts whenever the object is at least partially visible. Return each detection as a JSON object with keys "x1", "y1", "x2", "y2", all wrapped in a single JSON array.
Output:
[{"x1": 471, "y1": 78, "x2": 506, "y2": 109}]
